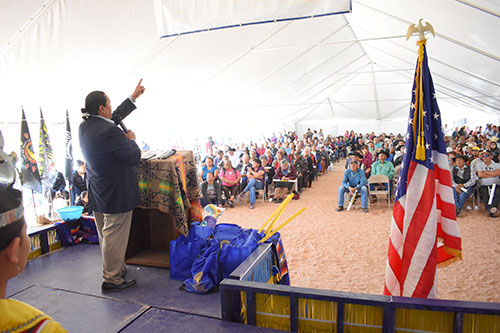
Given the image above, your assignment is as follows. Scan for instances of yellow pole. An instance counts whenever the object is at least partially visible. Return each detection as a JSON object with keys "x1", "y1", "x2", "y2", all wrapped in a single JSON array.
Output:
[
  {"x1": 259, "y1": 207, "x2": 306, "y2": 243},
  {"x1": 258, "y1": 199, "x2": 285, "y2": 233},
  {"x1": 265, "y1": 194, "x2": 294, "y2": 234}
]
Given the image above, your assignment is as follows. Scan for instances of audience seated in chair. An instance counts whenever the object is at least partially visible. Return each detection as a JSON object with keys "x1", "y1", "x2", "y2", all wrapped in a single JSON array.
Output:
[
  {"x1": 200, "y1": 156, "x2": 219, "y2": 183},
  {"x1": 370, "y1": 149, "x2": 395, "y2": 194},
  {"x1": 69, "y1": 160, "x2": 87, "y2": 205},
  {"x1": 239, "y1": 153, "x2": 252, "y2": 192},
  {"x1": 273, "y1": 159, "x2": 297, "y2": 203},
  {"x1": 451, "y1": 154, "x2": 476, "y2": 216},
  {"x1": 219, "y1": 160, "x2": 241, "y2": 208},
  {"x1": 476, "y1": 150, "x2": 500, "y2": 218},
  {"x1": 238, "y1": 158, "x2": 265, "y2": 209},
  {"x1": 292, "y1": 152, "x2": 308, "y2": 193},
  {"x1": 260, "y1": 155, "x2": 274, "y2": 199},
  {"x1": 200, "y1": 172, "x2": 225, "y2": 208},
  {"x1": 337, "y1": 160, "x2": 368, "y2": 213},
  {"x1": 75, "y1": 190, "x2": 92, "y2": 215},
  {"x1": 360, "y1": 145, "x2": 373, "y2": 177},
  {"x1": 51, "y1": 171, "x2": 69, "y2": 200},
  {"x1": 213, "y1": 150, "x2": 224, "y2": 169}
]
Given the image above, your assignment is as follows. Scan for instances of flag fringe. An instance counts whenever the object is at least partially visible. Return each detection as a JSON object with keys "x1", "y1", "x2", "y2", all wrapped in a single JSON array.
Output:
[{"x1": 438, "y1": 246, "x2": 463, "y2": 268}]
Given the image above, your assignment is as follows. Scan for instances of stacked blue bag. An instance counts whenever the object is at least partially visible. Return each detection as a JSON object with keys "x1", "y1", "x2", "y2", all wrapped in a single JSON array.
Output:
[{"x1": 170, "y1": 222, "x2": 264, "y2": 294}]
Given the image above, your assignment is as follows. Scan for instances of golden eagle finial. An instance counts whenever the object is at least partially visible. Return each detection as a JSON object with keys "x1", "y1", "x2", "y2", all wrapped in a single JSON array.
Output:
[{"x1": 406, "y1": 19, "x2": 435, "y2": 41}]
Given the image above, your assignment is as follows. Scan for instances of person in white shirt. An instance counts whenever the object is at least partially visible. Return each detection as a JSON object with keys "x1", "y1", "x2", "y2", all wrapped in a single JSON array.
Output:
[{"x1": 476, "y1": 150, "x2": 500, "y2": 217}]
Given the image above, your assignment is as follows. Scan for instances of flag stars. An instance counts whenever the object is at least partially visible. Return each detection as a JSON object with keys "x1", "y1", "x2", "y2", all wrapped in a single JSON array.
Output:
[
  {"x1": 434, "y1": 134, "x2": 438, "y2": 140},
  {"x1": 433, "y1": 113, "x2": 439, "y2": 120},
  {"x1": 425, "y1": 143, "x2": 430, "y2": 150},
  {"x1": 430, "y1": 156, "x2": 434, "y2": 163},
  {"x1": 423, "y1": 110, "x2": 427, "y2": 117},
  {"x1": 408, "y1": 118, "x2": 413, "y2": 125},
  {"x1": 406, "y1": 133, "x2": 411, "y2": 139},
  {"x1": 433, "y1": 93, "x2": 437, "y2": 99},
  {"x1": 410, "y1": 103, "x2": 415, "y2": 110}
]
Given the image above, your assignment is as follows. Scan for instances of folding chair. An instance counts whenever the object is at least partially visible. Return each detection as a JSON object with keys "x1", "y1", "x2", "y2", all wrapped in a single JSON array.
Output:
[{"x1": 368, "y1": 174, "x2": 392, "y2": 208}]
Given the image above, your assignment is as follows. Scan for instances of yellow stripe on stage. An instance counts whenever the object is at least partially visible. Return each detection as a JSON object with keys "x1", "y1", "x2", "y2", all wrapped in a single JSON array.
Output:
[
  {"x1": 395, "y1": 308, "x2": 453, "y2": 332},
  {"x1": 463, "y1": 313, "x2": 500, "y2": 332}
]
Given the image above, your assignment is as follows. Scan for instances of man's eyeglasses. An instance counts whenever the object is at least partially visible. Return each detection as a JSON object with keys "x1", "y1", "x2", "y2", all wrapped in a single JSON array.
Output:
[{"x1": 481, "y1": 154, "x2": 490, "y2": 158}]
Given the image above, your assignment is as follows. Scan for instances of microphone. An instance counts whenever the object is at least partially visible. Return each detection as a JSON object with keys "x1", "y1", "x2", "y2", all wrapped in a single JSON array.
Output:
[{"x1": 113, "y1": 114, "x2": 129, "y2": 133}]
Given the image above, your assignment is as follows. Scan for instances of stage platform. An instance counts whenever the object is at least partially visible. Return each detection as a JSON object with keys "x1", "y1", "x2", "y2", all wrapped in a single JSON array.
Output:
[{"x1": 7, "y1": 244, "x2": 282, "y2": 332}]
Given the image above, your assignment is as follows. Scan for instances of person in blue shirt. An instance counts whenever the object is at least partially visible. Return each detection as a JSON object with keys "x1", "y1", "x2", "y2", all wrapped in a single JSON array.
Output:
[
  {"x1": 200, "y1": 157, "x2": 219, "y2": 182},
  {"x1": 336, "y1": 160, "x2": 368, "y2": 213}
]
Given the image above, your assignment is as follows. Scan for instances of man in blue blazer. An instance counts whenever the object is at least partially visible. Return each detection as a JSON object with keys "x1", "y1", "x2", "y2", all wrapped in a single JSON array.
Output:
[{"x1": 79, "y1": 80, "x2": 145, "y2": 291}]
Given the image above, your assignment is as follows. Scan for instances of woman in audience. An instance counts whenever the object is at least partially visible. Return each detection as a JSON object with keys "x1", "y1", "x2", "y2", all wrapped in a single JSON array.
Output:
[
  {"x1": 260, "y1": 155, "x2": 275, "y2": 199},
  {"x1": 238, "y1": 158, "x2": 265, "y2": 209},
  {"x1": 272, "y1": 150, "x2": 286, "y2": 170},
  {"x1": 273, "y1": 159, "x2": 297, "y2": 203},
  {"x1": 239, "y1": 153, "x2": 252, "y2": 192},
  {"x1": 200, "y1": 156, "x2": 219, "y2": 182},
  {"x1": 200, "y1": 172, "x2": 225, "y2": 207},
  {"x1": 0, "y1": 187, "x2": 65, "y2": 332},
  {"x1": 292, "y1": 152, "x2": 308, "y2": 192},
  {"x1": 219, "y1": 160, "x2": 241, "y2": 208}
]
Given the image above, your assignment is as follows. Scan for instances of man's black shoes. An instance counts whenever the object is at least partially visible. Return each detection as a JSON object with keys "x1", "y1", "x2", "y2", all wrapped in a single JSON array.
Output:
[
  {"x1": 336, "y1": 206, "x2": 343, "y2": 212},
  {"x1": 102, "y1": 279, "x2": 137, "y2": 292}
]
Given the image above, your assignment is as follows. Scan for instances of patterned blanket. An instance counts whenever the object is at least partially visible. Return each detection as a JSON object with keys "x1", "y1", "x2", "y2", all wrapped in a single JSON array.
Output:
[{"x1": 137, "y1": 150, "x2": 201, "y2": 236}]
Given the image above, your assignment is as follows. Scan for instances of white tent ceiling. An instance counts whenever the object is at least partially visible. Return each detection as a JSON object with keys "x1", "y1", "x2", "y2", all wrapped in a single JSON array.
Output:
[{"x1": 1, "y1": 0, "x2": 500, "y2": 151}]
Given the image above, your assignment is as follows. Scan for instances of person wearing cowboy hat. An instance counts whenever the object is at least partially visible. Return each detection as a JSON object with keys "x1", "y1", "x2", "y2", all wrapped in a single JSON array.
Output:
[
  {"x1": 371, "y1": 150, "x2": 395, "y2": 180},
  {"x1": 337, "y1": 160, "x2": 368, "y2": 213},
  {"x1": 345, "y1": 150, "x2": 363, "y2": 170},
  {"x1": 370, "y1": 149, "x2": 395, "y2": 196},
  {"x1": 451, "y1": 154, "x2": 477, "y2": 216}
]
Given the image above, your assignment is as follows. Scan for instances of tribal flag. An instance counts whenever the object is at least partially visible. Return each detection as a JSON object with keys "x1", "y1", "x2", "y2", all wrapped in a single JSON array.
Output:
[
  {"x1": 64, "y1": 110, "x2": 73, "y2": 179},
  {"x1": 38, "y1": 108, "x2": 55, "y2": 186},
  {"x1": 20, "y1": 108, "x2": 42, "y2": 193},
  {"x1": 384, "y1": 41, "x2": 462, "y2": 298}
]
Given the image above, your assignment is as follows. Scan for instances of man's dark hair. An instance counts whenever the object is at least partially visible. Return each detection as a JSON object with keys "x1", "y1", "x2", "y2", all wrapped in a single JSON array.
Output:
[
  {"x1": 0, "y1": 187, "x2": 25, "y2": 251},
  {"x1": 253, "y1": 158, "x2": 262, "y2": 166},
  {"x1": 76, "y1": 160, "x2": 85, "y2": 168},
  {"x1": 82, "y1": 91, "x2": 106, "y2": 116}
]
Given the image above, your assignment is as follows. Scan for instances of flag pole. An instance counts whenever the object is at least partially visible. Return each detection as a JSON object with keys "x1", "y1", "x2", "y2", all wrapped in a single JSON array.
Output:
[{"x1": 31, "y1": 189, "x2": 37, "y2": 217}]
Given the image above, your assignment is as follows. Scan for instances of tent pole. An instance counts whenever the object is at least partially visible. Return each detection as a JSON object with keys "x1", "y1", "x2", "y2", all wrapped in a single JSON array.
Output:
[
  {"x1": 246, "y1": 23, "x2": 349, "y2": 92},
  {"x1": 355, "y1": 1, "x2": 500, "y2": 63}
]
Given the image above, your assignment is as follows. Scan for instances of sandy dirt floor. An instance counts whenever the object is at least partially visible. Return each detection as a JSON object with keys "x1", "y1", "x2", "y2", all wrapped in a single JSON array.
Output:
[{"x1": 217, "y1": 161, "x2": 500, "y2": 303}]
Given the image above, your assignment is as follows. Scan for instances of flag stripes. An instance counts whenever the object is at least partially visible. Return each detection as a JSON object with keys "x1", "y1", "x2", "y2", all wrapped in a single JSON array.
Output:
[{"x1": 384, "y1": 40, "x2": 462, "y2": 298}]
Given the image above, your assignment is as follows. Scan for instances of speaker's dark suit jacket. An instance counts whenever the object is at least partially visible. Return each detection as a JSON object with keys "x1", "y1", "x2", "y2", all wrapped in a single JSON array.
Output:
[{"x1": 79, "y1": 98, "x2": 141, "y2": 214}]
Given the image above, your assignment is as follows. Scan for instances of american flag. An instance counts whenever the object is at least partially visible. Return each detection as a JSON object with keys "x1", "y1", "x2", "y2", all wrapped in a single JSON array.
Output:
[{"x1": 384, "y1": 41, "x2": 462, "y2": 298}]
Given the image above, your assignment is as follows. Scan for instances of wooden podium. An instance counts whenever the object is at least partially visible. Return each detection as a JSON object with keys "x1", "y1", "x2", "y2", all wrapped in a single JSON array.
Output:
[{"x1": 125, "y1": 150, "x2": 201, "y2": 268}]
